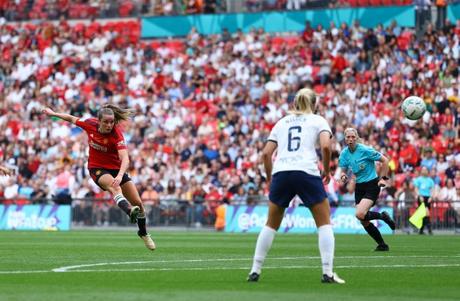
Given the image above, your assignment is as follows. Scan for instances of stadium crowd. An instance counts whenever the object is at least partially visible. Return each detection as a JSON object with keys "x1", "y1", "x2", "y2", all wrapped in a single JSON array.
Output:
[
  {"x1": 0, "y1": 0, "x2": 429, "y2": 21},
  {"x1": 0, "y1": 12, "x2": 459, "y2": 226}
]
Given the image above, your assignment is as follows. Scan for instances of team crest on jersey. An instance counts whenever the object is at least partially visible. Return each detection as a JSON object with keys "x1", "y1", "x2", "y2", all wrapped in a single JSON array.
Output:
[{"x1": 359, "y1": 164, "x2": 365, "y2": 170}]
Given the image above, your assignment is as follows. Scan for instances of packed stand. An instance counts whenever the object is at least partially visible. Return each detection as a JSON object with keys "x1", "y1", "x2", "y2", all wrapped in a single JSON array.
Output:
[
  {"x1": 0, "y1": 0, "x2": 230, "y2": 21},
  {"x1": 246, "y1": 0, "x2": 413, "y2": 11},
  {"x1": 0, "y1": 16, "x2": 459, "y2": 227},
  {"x1": 0, "y1": 0, "x2": 426, "y2": 21}
]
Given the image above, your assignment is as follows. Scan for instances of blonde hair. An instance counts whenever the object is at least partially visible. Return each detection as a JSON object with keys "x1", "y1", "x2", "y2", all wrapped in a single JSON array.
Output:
[
  {"x1": 98, "y1": 104, "x2": 133, "y2": 124},
  {"x1": 344, "y1": 127, "x2": 363, "y2": 143},
  {"x1": 289, "y1": 88, "x2": 316, "y2": 115}
]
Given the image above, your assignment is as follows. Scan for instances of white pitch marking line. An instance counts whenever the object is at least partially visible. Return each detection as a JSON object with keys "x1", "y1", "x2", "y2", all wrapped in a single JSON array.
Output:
[
  {"x1": 0, "y1": 255, "x2": 458, "y2": 275},
  {"x1": 3, "y1": 263, "x2": 460, "y2": 275},
  {"x1": 61, "y1": 263, "x2": 460, "y2": 273},
  {"x1": 0, "y1": 270, "x2": 50, "y2": 274},
  {"x1": 52, "y1": 254, "x2": 460, "y2": 272}
]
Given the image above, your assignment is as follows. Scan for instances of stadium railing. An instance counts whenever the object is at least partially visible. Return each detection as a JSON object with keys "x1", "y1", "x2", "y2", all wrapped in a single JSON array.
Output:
[
  {"x1": 389, "y1": 200, "x2": 460, "y2": 233},
  {"x1": 1, "y1": 198, "x2": 459, "y2": 231}
]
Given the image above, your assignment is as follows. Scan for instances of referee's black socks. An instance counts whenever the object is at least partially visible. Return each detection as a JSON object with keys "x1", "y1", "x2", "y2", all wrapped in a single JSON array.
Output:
[
  {"x1": 364, "y1": 223, "x2": 385, "y2": 245},
  {"x1": 364, "y1": 211, "x2": 382, "y2": 221}
]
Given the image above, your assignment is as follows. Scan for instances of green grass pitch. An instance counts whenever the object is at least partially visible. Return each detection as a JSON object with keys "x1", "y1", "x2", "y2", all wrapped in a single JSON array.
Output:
[{"x1": 0, "y1": 230, "x2": 459, "y2": 301}]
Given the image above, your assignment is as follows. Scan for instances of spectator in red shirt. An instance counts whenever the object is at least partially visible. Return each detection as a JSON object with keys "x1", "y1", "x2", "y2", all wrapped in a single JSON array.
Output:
[
  {"x1": 399, "y1": 138, "x2": 419, "y2": 171},
  {"x1": 302, "y1": 21, "x2": 313, "y2": 43},
  {"x1": 42, "y1": 104, "x2": 156, "y2": 251},
  {"x1": 332, "y1": 49, "x2": 348, "y2": 73}
]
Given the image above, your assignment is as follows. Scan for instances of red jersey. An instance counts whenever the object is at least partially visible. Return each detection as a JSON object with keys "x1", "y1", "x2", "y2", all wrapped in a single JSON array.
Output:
[{"x1": 76, "y1": 118, "x2": 127, "y2": 169}]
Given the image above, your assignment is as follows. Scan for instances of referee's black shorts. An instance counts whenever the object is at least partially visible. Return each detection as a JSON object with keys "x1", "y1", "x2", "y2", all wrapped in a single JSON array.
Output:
[{"x1": 355, "y1": 177, "x2": 380, "y2": 205}]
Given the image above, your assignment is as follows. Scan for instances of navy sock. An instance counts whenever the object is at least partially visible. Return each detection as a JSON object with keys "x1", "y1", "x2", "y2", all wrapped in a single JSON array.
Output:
[
  {"x1": 137, "y1": 213, "x2": 147, "y2": 236},
  {"x1": 114, "y1": 194, "x2": 131, "y2": 216}
]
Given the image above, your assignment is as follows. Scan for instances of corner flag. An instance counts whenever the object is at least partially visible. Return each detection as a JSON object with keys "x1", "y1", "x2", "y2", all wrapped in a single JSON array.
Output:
[{"x1": 409, "y1": 203, "x2": 427, "y2": 229}]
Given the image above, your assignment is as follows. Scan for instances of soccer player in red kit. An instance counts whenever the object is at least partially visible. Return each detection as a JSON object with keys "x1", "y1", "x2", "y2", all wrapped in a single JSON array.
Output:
[{"x1": 42, "y1": 104, "x2": 155, "y2": 250}]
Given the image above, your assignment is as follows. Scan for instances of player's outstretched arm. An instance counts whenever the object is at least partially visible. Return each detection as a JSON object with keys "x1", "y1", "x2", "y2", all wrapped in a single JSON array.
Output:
[{"x1": 42, "y1": 107, "x2": 79, "y2": 124}]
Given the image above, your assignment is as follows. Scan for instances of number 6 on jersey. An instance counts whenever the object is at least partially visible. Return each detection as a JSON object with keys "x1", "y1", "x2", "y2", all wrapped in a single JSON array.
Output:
[{"x1": 288, "y1": 126, "x2": 301, "y2": 151}]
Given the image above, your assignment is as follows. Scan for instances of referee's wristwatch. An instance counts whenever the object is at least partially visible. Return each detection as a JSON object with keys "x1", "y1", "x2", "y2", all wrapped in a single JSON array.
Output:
[{"x1": 380, "y1": 176, "x2": 389, "y2": 180}]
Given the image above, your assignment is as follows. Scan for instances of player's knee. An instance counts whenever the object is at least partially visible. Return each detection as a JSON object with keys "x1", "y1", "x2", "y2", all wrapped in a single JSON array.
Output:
[
  {"x1": 360, "y1": 220, "x2": 370, "y2": 226},
  {"x1": 108, "y1": 187, "x2": 122, "y2": 196}
]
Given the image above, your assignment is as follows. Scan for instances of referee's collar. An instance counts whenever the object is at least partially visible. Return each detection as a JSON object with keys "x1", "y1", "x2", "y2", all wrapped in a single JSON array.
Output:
[{"x1": 348, "y1": 143, "x2": 361, "y2": 154}]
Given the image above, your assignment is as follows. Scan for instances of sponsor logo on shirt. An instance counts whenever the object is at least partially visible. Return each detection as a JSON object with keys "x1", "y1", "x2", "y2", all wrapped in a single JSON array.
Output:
[{"x1": 89, "y1": 141, "x2": 108, "y2": 152}]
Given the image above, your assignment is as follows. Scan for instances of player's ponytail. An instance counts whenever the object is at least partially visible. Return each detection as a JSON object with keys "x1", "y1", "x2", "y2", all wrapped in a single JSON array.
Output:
[
  {"x1": 289, "y1": 88, "x2": 316, "y2": 115},
  {"x1": 98, "y1": 104, "x2": 133, "y2": 124}
]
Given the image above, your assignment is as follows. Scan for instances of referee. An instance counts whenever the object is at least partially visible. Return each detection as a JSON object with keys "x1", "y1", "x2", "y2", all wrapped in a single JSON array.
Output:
[{"x1": 339, "y1": 128, "x2": 396, "y2": 251}]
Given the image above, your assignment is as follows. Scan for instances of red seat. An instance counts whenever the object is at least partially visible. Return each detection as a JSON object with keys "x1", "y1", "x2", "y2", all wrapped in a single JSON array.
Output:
[
  {"x1": 432, "y1": 202, "x2": 450, "y2": 223},
  {"x1": 68, "y1": 5, "x2": 79, "y2": 18},
  {"x1": 368, "y1": 0, "x2": 381, "y2": 6},
  {"x1": 102, "y1": 21, "x2": 115, "y2": 33},
  {"x1": 150, "y1": 41, "x2": 162, "y2": 49},
  {"x1": 285, "y1": 36, "x2": 300, "y2": 48},
  {"x1": 271, "y1": 36, "x2": 284, "y2": 46},
  {"x1": 73, "y1": 23, "x2": 86, "y2": 33},
  {"x1": 119, "y1": 1, "x2": 133, "y2": 17},
  {"x1": 166, "y1": 40, "x2": 185, "y2": 53},
  {"x1": 129, "y1": 33, "x2": 140, "y2": 44},
  {"x1": 348, "y1": 0, "x2": 359, "y2": 6},
  {"x1": 270, "y1": 36, "x2": 285, "y2": 52},
  {"x1": 29, "y1": 10, "x2": 41, "y2": 19},
  {"x1": 113, "y1": 22, "x2": 125, "y2": 33},
  {"x1": 87, "y1": 6, "x2": 99, "y2": 17}
]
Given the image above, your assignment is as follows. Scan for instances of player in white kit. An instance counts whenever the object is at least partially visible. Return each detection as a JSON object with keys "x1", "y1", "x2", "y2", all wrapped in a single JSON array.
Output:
[{"x1": 247, "y1": 88, "x2": 345, "y2": 284}]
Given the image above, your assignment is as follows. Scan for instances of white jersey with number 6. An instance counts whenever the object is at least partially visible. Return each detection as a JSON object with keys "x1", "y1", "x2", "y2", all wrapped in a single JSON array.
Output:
[{"x1": 268, "y1": 113, "x2": 332, "y2": 176}]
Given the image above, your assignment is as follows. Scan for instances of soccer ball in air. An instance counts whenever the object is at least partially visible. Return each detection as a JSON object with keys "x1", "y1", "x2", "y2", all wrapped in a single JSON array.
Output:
[{"x1": 402, "y1": 96, "x2": 426, "y2": 120}]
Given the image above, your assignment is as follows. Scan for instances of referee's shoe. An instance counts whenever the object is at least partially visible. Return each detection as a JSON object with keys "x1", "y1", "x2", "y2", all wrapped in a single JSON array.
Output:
[
  {"x1": 375, "y1": 243, "x2": 390, "y2": 251},
  {"x1": 381, "y1": 211, "x2": 396, "y2": 230}
]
